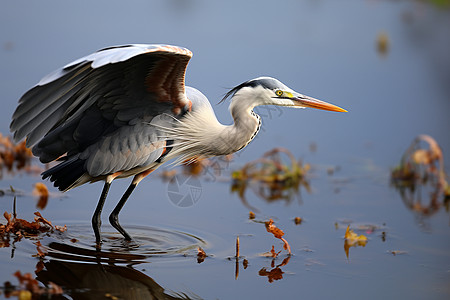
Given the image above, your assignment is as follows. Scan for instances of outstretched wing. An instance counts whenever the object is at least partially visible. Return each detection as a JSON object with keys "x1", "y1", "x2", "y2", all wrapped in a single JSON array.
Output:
[{"x1": 10, "y1": 44, "x2": 192, "y2": 165}]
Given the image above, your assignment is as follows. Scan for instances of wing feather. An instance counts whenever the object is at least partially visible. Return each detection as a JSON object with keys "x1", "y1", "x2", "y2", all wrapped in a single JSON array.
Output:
[{"x1": 11, "y1": 44, "x2": 193, "y2": 175}]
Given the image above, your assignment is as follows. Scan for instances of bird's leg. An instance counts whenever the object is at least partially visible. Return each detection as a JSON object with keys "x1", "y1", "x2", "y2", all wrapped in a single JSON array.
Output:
[
  {"x1": 92, "y1": 181, "x2": 111, "y2": 245},
  {"x1": 108, "y1": 183, "x2": 136, "y2": 241},
  {"x1": 92, "y1": 174, "x2": 121, "y2": 245},
  {"x1": 109, "y1": 169, "x2": 154, "y2": 241}
]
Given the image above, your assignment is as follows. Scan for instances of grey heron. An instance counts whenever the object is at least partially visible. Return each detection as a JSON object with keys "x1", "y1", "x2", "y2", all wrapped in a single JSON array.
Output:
[{"x1": 10, "y1": 44, "x2": 346, "y2": 244}]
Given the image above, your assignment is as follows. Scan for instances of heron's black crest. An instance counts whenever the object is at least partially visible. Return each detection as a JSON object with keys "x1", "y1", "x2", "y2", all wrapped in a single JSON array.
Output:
[{"x1": 220, "y1": 77, "x2": 284, "y2": 103}]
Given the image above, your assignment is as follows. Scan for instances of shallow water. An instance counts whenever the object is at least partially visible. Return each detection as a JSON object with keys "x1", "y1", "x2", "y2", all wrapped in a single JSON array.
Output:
[{"x1": 1, "y1": 0, "x2": 450, "y2": 299}]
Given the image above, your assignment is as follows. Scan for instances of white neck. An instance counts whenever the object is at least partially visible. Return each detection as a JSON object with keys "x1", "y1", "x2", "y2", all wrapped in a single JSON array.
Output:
[
  {"x1": 163, "y1": 86, "x2": 267, "y2": 163},
  {"x1": 224, "y1": 89, "x2": 263, "y2": 152}
]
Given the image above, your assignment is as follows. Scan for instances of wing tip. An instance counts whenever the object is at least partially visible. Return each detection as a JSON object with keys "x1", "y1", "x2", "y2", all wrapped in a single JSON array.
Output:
[
  {"x1": 144, "y1": 44, "x2": 193, "y2": 58},
  {"x1": 96, "y1": 44, "x2": 193, "y2": 58}
]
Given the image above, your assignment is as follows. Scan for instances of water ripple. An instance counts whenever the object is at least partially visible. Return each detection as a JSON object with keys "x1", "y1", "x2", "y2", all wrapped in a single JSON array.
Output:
[{"x1": 36, "y1": 223, "x2": 207, "y2": 264}]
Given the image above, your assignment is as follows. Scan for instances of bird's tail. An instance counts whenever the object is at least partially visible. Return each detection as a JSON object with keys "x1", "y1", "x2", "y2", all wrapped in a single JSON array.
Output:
[{"x1": 42, "y1": 156, "x2": 88, "y2": 192}]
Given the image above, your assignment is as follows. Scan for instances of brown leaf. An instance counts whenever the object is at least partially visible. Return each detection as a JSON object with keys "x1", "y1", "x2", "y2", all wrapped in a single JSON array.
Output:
[
  {"x1": 3, "y1": 212, "x2": 14, "y2": 233},
  {"x1": 258, "y1": 267, "x2": 284, "y2": 283},
  {"x1": 33, "y1": 212, "x2": 53, "y2": 228},
  {"x1": 269, "y1": 245, "x2": 281, "y2": 258},
  {"x1": 376, "y1": 31, "x2": 389, "y2": 56},
  {"x1": 36, "y1": 195, "x2": 48, "y2": 210},
  {"x1": 13, "y1": 271, "x2": 40, "y2": 294},
  {"x1": 0, "y1": 134, "x2": 33, "y2": 175},
  {"x1": 277, "y1": 256, "x2": 291, "y2": 268},
  {"x1": 197, "y1": 247, "x2": 207, "y2": 263},
  {"x1": 34, "y1": 241, "x2": 47, "y2": 258},
  {"x1": 243, "y1": 259, "x2": 249, "y2": 269},
  {"x1": 35, "y1": 261, "x2": 45, "y2": 273},
  {"x1": 264, "y1": 219, "x2": 291, "y2": 254},
  {"x1": 33, "y1": 183, "x2": 49, "y2": 209},
  {"x1": 1, "y1": 210, "x2": 65, "y2": 245},
  {"x1": 265, "y1": 219, "x2": 284, "y2": 239},
  {"x1": 55, "y1": 225, "x2": 67, "y2": 232}
]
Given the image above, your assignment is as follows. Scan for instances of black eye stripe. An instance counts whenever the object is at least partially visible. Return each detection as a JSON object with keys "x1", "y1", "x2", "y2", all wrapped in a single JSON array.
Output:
[{"x1": 220, "y1": 77, "x2": 287, "y2": 103}]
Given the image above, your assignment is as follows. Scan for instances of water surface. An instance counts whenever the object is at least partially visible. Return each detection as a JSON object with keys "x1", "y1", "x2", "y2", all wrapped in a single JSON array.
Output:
[{"x1": 1, "y1": 1, "x2": 449, "y2": 299}]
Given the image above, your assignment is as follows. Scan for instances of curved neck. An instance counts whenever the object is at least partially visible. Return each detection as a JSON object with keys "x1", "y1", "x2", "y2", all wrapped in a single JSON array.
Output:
[
  {"x1": 166, "y1": 89, "x2": 263, "y2": 162},
  {"x1": 223, "y1": 92, "x2": 262, "y2": 152}
]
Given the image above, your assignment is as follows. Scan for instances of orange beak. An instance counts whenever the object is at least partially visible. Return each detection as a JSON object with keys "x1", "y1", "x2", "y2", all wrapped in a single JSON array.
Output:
[{"x1": 294, "y1": 95, "x2": 347, "y2": 112}]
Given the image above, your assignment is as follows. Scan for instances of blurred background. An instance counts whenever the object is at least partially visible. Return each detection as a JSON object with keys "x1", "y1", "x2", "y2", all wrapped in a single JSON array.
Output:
[{"x1": 1, "y1": 1, "x2": 449, "y2": 299}]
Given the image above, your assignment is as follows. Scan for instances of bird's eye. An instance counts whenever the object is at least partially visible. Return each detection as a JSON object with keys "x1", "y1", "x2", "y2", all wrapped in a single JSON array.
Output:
[{"x1": 275, "y1": 90, "x2": 284, "y2": 97}]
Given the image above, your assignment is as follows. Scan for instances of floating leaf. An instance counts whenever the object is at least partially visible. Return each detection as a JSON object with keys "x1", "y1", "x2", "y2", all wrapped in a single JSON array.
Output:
[
  {"x1": 344, "y1": 225, "x2": 368, "y2": 258},
  {"x1": 376, "y1": 31, "x2": 390, "y2": 57},
  {"x1": 0, "y1": 133, "x2": 35, "y2": 178},
  {"x1": 55, "y1": 225, "x2": 67, "y2": 232},
  {"x1": 265, "y1": 219, "x2": 291, "y2": 254},
  {"x1": 33, "y1": 183, "x2": 49, "y2": 209},
  {"x1": 243, "y1": 259, "x2": 249, "y2": 269},
  {"x1": 345, "y1": 225, "x2": 368, "y2": 243},
  {"x1": 2, "y1": 270, "x2": 64, "y2": 298},
  {"x1": 1, "y1": 209, "x2": 66, "y2": 246},
  {"x1": 265, "y1": 219, "x2": 284, "y2": 239},
  {"x1": 33, "y1": 212, "x2": 52, "y2": 228},
  {"x1": 197, "y1": 247, "x2": 207, "y2": 263},
  {"x1": 260, "y1": 245, "x2": 282, "y2": 258},
  {"x1": 34, "y1": 241, "x2": 47, "y2": 258},
  {"x1": 258, "y1": 256, "x2": 290, "y2": 283},
  {"x1": 258, "y1": 267, "x2": 284, "y2": 283}
]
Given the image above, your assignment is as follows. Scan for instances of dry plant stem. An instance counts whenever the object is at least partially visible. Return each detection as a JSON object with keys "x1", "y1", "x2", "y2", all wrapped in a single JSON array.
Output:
[
  {"x1": 235, "y1": 236, "x2": 240, "y2": 279},
  {"x1": 13, "y1": 196, "x2": 17, "y2": 219},
  {"x1": 281, "y1": 237, "x2": 291, "y2": 255}
]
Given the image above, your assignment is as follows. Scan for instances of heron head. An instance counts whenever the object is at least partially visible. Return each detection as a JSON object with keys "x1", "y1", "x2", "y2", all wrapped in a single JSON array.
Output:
[{"x1": 222, "y1": 77, "x2": 347, "y2": 113}]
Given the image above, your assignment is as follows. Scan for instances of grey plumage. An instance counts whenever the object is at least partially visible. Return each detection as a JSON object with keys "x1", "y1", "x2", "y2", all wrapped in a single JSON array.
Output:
[{"x1": 10, "y1": 44, "x2": 346, "y2": 242}]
